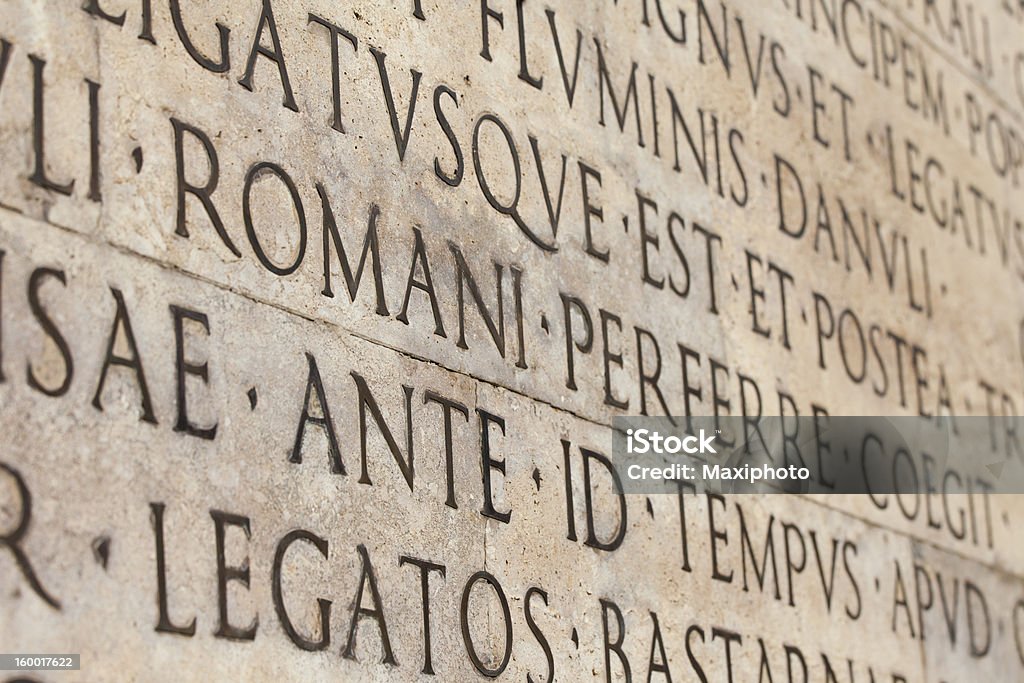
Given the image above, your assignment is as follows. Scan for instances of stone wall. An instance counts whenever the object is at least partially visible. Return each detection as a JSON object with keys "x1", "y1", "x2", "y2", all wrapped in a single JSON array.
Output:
[{"x1": 0, "y1": 0, "x2": 1023, "y2": 680}]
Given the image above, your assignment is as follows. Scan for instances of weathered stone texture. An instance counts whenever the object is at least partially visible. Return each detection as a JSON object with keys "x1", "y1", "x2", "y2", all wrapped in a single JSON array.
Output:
[{"x1": 1, "y1": 0, "x2": 1023, "y2": 680}]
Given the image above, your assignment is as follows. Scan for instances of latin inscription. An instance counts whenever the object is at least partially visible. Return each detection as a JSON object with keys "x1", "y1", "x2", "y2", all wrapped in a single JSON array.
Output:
[{"x1": 0, "y1": 0, "x2": 1022, "y2": 680}]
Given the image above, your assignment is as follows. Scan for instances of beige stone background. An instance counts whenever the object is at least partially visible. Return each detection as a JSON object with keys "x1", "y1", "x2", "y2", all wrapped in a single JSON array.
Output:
[{"x1": 0, "y1": 0, "x2": 1023, "y2": 680}]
